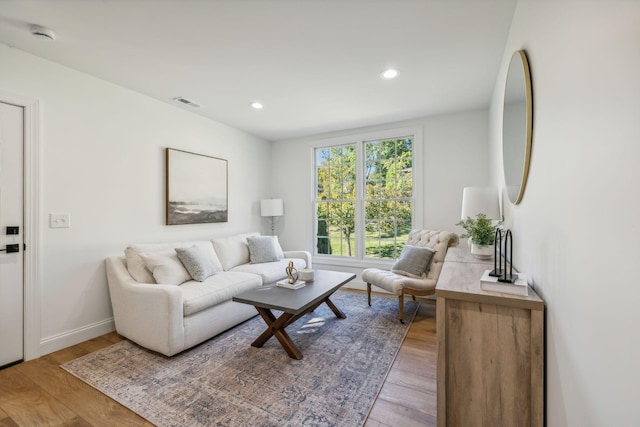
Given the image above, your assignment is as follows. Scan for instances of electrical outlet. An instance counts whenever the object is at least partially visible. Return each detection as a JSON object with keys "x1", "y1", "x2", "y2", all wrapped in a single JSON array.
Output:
[{"x1": 49, "y1": 213, "x2": 71, "y2": 228}]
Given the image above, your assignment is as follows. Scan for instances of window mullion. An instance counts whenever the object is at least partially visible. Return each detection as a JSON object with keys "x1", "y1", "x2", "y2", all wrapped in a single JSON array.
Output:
[{"x1": 354, "y1": 140, "x2": 365, "y2": 260}]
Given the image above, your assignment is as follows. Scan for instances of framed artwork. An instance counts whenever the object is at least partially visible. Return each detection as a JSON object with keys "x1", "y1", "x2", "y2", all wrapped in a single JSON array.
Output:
[{"x1": 165, "y1": 148, "x2": 228, "y2": 225}]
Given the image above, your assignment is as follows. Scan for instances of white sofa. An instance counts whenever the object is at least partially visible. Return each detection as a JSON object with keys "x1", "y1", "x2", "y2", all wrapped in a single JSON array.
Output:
[{"x1": 106, "y1": 232, "x2": 310, "y2": 356}]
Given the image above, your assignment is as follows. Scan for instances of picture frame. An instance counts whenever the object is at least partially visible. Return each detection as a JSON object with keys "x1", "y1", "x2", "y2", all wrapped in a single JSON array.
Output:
[{"x1": 165, "y1": 148, "x2": 228, "y2": 225}]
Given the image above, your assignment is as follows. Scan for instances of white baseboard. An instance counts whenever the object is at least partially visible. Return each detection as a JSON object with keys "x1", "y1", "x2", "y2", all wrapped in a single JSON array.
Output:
[{"x1": 36, "y1": 318, "x2": 115, "y2": 359}]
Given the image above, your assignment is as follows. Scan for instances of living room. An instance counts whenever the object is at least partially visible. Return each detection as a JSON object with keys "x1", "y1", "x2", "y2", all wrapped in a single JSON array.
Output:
[{"x1": 0, "y1": 1, "x2": 638, "y2": 426}]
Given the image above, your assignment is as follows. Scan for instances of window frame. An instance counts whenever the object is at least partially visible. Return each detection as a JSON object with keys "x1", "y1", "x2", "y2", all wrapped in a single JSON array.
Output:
[{"x1": 311, "y1": 126, "x2": 423, "y2": 268}]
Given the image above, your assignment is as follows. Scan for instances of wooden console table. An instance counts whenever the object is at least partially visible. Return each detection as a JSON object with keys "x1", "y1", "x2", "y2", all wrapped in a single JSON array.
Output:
[{"x1": 436, "y1": 246, "x2": 545, "y2": 427}]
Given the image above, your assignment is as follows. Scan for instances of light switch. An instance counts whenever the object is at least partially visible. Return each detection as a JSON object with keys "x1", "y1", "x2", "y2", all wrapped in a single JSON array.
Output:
[{"x1": 50, "y1": 213, "x2": 71, "y2": 228}]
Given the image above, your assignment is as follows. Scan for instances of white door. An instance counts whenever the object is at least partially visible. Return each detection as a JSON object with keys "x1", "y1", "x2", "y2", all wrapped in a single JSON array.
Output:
[{"x1": 0, "y1": 102, "x2": 24, "y2": 367}]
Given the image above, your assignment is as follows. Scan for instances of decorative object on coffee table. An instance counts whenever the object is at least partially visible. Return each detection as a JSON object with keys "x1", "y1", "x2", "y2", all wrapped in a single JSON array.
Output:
[
  {"x1": 165, "y1": 148, "x2": 228, "y2": 225},
  {"x1": 285, "y1": 260, "x2": 298, "y2": 283},
  {"x1": 299, "y1": 268, "x2": 314, "y2": 282}
]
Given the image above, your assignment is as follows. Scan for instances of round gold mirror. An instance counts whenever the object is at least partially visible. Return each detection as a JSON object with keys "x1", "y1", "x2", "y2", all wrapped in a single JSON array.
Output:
[{"x1": 502, "y1": 50, "x2": 533, "y2": 205}]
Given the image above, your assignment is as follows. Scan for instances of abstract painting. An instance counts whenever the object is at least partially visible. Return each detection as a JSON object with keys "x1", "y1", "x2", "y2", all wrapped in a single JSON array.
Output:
[{"x1": 166, "y1": 148, "x2": 228, "y2": 225}]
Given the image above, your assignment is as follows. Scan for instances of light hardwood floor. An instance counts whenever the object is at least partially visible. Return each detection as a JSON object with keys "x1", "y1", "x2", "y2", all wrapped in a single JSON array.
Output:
[{"x1": 0, "y1": 296, "x2": 437, "y2": 427}]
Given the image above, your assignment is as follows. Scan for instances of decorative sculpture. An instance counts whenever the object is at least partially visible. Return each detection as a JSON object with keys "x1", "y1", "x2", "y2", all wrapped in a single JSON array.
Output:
[
  {"x1": 497, "y1": 229, "x2": 518, "y2": 283},
  {"x1": 489, "y1": 228, "x2": 504, "y2": 277},
  {"x1": 285, "y1": 261, "x2": 299, "y2": 284}
]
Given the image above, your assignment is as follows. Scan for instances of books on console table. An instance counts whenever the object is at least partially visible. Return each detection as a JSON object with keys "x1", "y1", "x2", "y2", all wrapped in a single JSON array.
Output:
[
  {"x1": 276, "y1": 279, "x2": 306, "y2": 290},
  {"x1": 480, "y1": 270, "x2": 529, "y2": 296}
]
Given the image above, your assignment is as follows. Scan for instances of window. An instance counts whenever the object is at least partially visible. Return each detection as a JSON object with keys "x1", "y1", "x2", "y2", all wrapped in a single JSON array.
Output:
[{"x1": 314, "y1": 132, "x2": 417, "y2": 262}]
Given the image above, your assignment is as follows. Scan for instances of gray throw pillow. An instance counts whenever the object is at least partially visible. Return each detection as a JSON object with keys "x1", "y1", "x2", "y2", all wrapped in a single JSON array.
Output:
[
  {"x1": 175, "y1": 245, "x2": 216, "y2": 281},
  {"x1": 391, "y1": 245, "x2": 436, "y2": 279},
  {"x1": 246, "y1": 236, "x2": 279, "y2": 264}
]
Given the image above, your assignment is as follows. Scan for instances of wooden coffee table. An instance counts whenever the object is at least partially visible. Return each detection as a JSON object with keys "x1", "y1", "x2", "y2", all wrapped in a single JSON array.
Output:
[{"x1": 232, "y1": 270, "x2": 355, "y2": 359}]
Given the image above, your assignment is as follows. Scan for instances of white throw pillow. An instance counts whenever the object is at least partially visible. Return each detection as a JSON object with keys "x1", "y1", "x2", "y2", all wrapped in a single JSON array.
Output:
[{"x1": 139, "y1": 250, "x2": 191, "y2": 285}]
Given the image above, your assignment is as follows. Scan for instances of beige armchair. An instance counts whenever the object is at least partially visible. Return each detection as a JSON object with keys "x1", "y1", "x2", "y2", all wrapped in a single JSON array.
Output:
[{"x1": 362, "y1": 229, "x2": 459, "y2": 323}]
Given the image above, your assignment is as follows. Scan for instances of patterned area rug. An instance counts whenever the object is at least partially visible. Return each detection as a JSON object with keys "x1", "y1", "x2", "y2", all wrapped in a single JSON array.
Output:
[{"x1": 62, "y1": 291, "x2": 418, "y2": 427}]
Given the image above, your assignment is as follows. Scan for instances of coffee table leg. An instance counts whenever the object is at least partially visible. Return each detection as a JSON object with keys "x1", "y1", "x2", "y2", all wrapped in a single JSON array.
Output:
[
  {"x1": 252, "y1": 307, "x2": 303, "y2": 360},
  {"x1": 324, "y1": 297, "x2": 346, "y2": 319}
]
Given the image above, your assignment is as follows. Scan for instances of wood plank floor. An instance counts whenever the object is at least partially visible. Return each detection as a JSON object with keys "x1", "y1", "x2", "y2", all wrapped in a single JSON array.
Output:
[{"x1": 0, "y1": 295, "x2": 437, "y2": 427}]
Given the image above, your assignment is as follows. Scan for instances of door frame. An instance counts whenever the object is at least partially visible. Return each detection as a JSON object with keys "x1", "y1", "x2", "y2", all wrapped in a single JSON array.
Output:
[{"x1": 1, "y1": 90, "x2": 41, "y2": 361}]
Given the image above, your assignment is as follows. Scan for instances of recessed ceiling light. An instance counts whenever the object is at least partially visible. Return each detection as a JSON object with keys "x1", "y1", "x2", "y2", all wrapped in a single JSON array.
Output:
[
  {"x1": 250, "y1": 101, "x2": 263, "y2": 110},
  {"x1": 381, "y1": 69, "x2": 399, "y2": 80}
]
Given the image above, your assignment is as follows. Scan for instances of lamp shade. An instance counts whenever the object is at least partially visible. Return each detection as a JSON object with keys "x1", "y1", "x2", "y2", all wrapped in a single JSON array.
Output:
[
  {"x1": 260, "y1": 199, "x2": 284, "y2": 217},
  {"x1": 461, "y1": 187, "x2": 500, "y2": 220}
]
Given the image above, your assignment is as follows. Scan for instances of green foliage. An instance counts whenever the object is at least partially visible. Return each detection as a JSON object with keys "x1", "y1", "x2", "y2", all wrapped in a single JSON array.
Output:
[
  {"x1": 317, "y1": 146, "x2": 356, "y2": 255},
  {"x1": 365, "y1": 241, "x2": 405, "y2": 258},
  {"x1": 456, "y1": 213, "x2": 501, "y2": 246},
  {"x1": 316, "y1": 138, "x2": 413, "y2": 258}
]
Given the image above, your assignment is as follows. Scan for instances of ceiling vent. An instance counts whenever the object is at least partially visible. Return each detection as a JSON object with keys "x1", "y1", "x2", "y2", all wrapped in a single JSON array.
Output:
[
  {"x1": 173, "y1": 97, "x2": 202, "y2": 108},
  {"x1": 30, "y1": 25, "x2": 56, "y2": 41}
]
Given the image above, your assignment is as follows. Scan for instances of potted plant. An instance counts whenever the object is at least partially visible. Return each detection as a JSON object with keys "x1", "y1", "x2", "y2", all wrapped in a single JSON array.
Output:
[{"x1": 456, "y1": 213, "x2": 502, "y2": 258}]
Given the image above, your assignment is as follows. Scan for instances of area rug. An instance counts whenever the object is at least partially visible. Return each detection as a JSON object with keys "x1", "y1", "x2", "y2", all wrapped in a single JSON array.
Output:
[{"x1": 62, "y1": 291, "x2": 418, "y2": 427}]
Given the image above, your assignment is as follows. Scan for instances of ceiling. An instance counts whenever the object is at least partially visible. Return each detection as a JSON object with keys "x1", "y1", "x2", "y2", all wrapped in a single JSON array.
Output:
[{"x1": 0, "y1": 0, "x2": 517, "y2": 141}]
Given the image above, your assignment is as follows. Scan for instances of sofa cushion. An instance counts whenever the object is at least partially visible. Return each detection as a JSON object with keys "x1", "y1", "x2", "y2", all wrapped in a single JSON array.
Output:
[
  {"x1": 211, "y1": 232, "x2": 259, "y2": 271},
  {"x1": 175, "y1": 245, "x2": 217, "y2": 281},
  {"x1": 180, "y1": 271, "x2": 262, "y2": 316},
  {"x1": 125, "y1": 241, "x2": 223, "y2": 283},
  {"x1": 391, "y1": 245, "x2": 436, "y2": 279},
  {"x1": 230, "y1": 258, "x2": 307, "y2": 283},
  {"x1": 246, "y1": 236, "x2": 280, "y2": 263},
  {"x1": 139, "y1": 250, "x2": 191, "y2": 285}
]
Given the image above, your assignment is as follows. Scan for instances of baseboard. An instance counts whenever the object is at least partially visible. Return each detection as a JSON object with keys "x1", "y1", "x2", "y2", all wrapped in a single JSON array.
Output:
[{"x1": 37, "y1": 318, "x2": 115, "y2": 359}]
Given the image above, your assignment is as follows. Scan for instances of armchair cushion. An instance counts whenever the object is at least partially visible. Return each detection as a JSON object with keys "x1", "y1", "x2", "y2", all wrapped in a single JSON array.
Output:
[
  {"x1": 362, "y1": 268, "x2": 436, "y2": 295},
  {"x1": 391, "y1": 245, "x2": 435, "y2": 279}
]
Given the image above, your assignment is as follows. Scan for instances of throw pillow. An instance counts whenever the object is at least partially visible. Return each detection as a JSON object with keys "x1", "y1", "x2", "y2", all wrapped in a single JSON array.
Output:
[
  {"x1": 139, "y1": 250, "x2": 191, "y2": 285},
  {"x1": 391, "y1": 245, "x2": 436, "y2": 279},
  {"x1": 175, "y1": 245, "x2": 217, "y2": 281},
  {"x1": 246, "y1": 235, "x2": 279, "y2": 264}
]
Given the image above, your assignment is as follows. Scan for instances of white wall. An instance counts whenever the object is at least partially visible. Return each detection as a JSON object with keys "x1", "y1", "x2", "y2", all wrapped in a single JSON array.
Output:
[
  {"x1": 271, "y1": 109, "x2": 490, "y2": 287},
  {"x1": 0, "y1": 44, "x2": 273, "y2": 357},
  {"x1": 489, "y1": 1, "x2": 640, "y2": 425}
]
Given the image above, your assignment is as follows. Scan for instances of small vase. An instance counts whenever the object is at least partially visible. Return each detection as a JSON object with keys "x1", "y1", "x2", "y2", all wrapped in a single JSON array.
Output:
[{"x1": 471, "y1": 243, "x2": 493, "y2": 259}]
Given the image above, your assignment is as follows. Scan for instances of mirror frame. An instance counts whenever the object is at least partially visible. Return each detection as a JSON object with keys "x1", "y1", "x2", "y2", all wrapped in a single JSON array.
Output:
[{"x1": 502, "y1": 50, "x2": 533, "y2": 205}]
